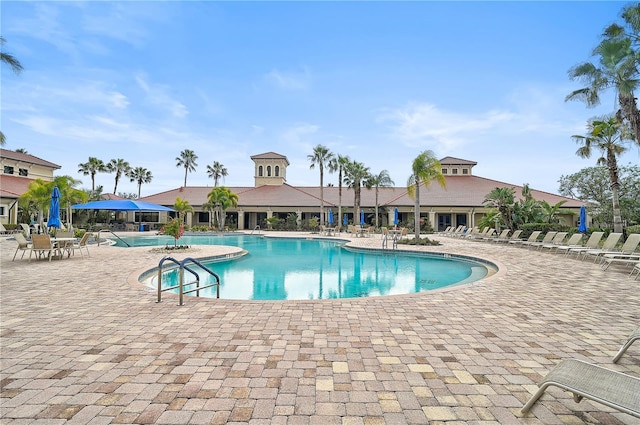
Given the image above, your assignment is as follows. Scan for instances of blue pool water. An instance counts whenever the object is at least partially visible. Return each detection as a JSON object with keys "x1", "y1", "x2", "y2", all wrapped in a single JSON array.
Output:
[{"x1": 116, "y1": 235, "x2": 494, "y2": 300}]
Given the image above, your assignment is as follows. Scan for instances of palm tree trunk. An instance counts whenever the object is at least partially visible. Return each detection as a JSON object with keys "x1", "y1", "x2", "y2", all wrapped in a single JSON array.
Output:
[
  {"x1": 338, "y1": 168, "x2": 342, "y2": 230},
  {"x1": 607, "y1": 152, "x2": 624, "y2": 233},
  {"x1": 319, "y1": 168, "x2": 324, "y2": 227},
  {"x1": 374, "y1": 187, "x2": 379, "y2": 228},
  {"x1": 619, "y1": 92, "x2": 640, "y2": 147},
  {"x1": 414, "y1": 182, "x2": 420, "y2": 240}
]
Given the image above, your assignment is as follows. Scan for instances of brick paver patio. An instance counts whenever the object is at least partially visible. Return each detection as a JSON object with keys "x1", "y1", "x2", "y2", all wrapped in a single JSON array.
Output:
[{"x1": 1, "y1": 232, "x2": 638, "y2": 424}]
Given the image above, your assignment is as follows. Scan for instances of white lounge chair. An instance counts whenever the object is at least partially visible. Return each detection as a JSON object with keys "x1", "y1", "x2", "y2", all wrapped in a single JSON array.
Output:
[
  {"x1": 560, "y1": 232, "x2": 603, "y2": 256},
  {"x1": 521, "y1": 359, "x2": 640, "y2": 418},
  {"x1": 613, "y1": 327, "x2": 640, "y2": 363},
  {"x1": 537, "y1": 232, "x2": 568, "y2": 251},
  {"x1": 509, "y1": 230, "x2": 541, "y2": 247},
  {"x1": 524, "y1": 231, "x2": 557, "y2": 249},
  {"x1": 494, "y1": 229, "x2": 521, "y2": 243},
  {"x1": 631, "y1": 263, "x2": 640, "y2": 280},
  {"x1": 585, "y1": 233, "x2": 640, "y2": 263},
  {"x1": 574, "y1": 232, "x2": 623, "y2": 260},
  {"x1": 542, "y1": 233, "x2": 582, "y2": 253},
  {"x1": 12, "y1": 233, "x2": 31, "y2": 261}
]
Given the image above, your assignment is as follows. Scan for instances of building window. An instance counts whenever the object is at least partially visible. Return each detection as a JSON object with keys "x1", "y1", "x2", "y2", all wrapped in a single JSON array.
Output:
[
  {"x1": 258, "y1": 166, "x2": 263, "y2": 177},
  {"x1": 462, "y1": 168, "x2": 469, "y2": 175},
  {"x1": 452, "y1": 168, "x2": 458, "y2": 175},
  {"x1": 442, "y1": 168, "x2": 448, "y2": 174},
  {"x1": 0, "y1": 206, "x2": 5, "y2": 216},
  {"x1": 19, "y1": 168, "x2": 28, "y2": 177},
  {"x1": 4, "y1": 166, "x2": 14, "y2": 175},
  {"x1": 267, "y1": 166, "x2": 272, "y2": 177},
  {"x1": 198, "y1": 212, "x2": 209, "y2": 223},
  {"x1": 275, "y1": 166, "x2": 280, "y2": 177}
]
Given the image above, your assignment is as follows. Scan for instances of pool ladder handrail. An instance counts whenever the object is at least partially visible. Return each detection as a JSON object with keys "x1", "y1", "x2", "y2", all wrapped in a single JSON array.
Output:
[
  {"x1": 156, "y1": 256, "x2": 221, "y2": 305},
  {"x1": 251, "y1": 225, "x2": 261, "y2": 235},
  {"x1": 382, "y1": 232, "x2": 398, "y2": 250},
  {"x1": 97, "y1": 229, "x2": 131, "y2": 247}
]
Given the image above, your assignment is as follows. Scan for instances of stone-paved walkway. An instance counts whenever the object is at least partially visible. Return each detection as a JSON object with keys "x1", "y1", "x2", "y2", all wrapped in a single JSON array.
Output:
[{"x1": 1, "y1": 232, "x2": 638, "y2": 425}]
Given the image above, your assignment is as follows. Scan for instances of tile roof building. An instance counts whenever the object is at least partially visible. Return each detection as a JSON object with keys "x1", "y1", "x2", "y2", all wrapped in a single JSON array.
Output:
[
  {"x1": 140, "y1": 152, "x2": 584, "y2": 231},
  {"x1": 0, "y1": 149, "x2": 61, "y2": 225}
]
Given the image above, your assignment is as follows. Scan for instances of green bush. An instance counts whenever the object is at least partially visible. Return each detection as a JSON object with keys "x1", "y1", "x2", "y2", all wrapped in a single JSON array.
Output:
[
  {"x1": 398, "y1": 237, "x2": 440, "y2": 246},
  {"x1": 626, "y1": 225, "x2": 640, "y2": 235},
  {"x1": 518, "y1": 223, "x2": 572, "y2": 239}
]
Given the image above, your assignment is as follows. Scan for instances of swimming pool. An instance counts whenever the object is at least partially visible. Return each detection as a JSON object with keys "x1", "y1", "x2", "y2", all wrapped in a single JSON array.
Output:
[{"x1": 118, "y1": 235, "x2": 496, "y2": 300}]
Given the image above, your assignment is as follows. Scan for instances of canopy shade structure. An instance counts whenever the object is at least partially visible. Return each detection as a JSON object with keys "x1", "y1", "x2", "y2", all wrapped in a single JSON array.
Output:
[{"x1": 72, "y1": 200, "x2": 175, "y2": 212}]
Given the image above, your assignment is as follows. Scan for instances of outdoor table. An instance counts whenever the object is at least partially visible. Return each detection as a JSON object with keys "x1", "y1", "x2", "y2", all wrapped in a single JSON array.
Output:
[
  {"x1": 326, "y1": 227, "x2": 335, "y2": 236},
  {"x1": 52, "y1": 237, "x2": 76, "y2": 258}
]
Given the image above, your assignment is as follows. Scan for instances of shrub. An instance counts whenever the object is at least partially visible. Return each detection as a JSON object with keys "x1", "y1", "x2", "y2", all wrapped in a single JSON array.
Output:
[
  {"x1": 626, "y1": 225, "x2": 640, "y2": 235},
  {"x1": 398, "y1": 237, "x2": 440, "y2": 246}
]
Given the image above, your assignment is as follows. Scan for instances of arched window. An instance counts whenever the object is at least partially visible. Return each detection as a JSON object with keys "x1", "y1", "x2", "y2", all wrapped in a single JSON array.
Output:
[
  {"x1": 267, "y1": 166, "x2": 272, "y2": 177},
  {"x1": 258, "y1": 166, "x2": 263, "y2": 177},
  {"x1": 275, "y1": 166, "x2": 280, "y2": 177}
]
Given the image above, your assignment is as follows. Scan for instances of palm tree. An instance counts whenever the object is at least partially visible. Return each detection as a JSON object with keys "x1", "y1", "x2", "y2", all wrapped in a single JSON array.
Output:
[
  {"x1": 369, "y1": 170, "x2": 394, "y2": 228},
  {"x1": 308, "y1": 145, "x2": 336, "y2": 226},
  {"x1": 407, "y1": 151, "x2": 446, "y2": 241},
  {"x1": 207, "y1": 186, "x2": 239, "y2": 230},
  {"x1": 15, "y1": 148, "x2": 28, "y2": 154},
  {"x1": 206, "y1": 161, "x2": 228, "y2": 186},
  {"x1": 572, "y1": 116, "x2": 631, "y2": 232},
  {"x1": 329, "y1": 154, "x2": 350, "y2": 229},
  {"x1": 128, "y1": 167, "x2": 153, "y2": 198},
  {"x1": 1, "y1": 36, "x2": 24, "y2": 146},
  {"x1": 176, "y1": 149, "x2": 198, "y2": 187},
  {"x1": 18, "y1": 176, "x2": 85, "y2": 230},
  {"x1": 343, "y1": 160, "x2": 371, "y2": 223},
  {"x1": 567, "y1": 37, "x2": 640, "y2": 146},
  {"x1": 106, "y1": 159, "x2": 131, "y2": 194},
  {"x1": 483, "y1": 187, "x2": 516, "y2": 231},
  {"x1": 173, "y1": 197, "x2": 194, "y2": 223},
  {"x1": 78, "y1": 157, "x2": 106, "y2": 192}
]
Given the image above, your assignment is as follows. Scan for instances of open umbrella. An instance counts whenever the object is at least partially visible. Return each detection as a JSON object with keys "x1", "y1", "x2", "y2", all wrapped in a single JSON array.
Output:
[
  {"x1": 393, "y1": 208, "x2": 399, "y2": 227},
  {"x1": 360, "y1": 210, "x2": 365, "y2": 226},
  {"x1": 48, "y1": 186, "x2": 62, "y2": 233},
  {"x1": 328, "y1": 209, "x2": 333, "y2": 225},
  {"x1": 578, "y1": 205, "x2": 588, "y2": 233}
]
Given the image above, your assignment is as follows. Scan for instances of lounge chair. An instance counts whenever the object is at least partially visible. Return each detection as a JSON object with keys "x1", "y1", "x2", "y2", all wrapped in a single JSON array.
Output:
[
  {"x1": 601, "y1": 254, "x2": 640, "y2": 271},
  {"x1": 29, "y1": 234, "x2": 58, "y2": 262},
  {"x1": 494, "y1": 229, "x2": 522, "y2": 243},
  {"x1": 613, "y1": 327, "x2": 640, "y2": 363},
  {"x1": 12, "y1": 233, "x2": 31, "y2": 261},
  {"x1": 631, "y1": 263, "x2": 640, "y2": 280},
  {"x1": 0, "y1": 222, "x2": 18, "y2": 235},
  {"x1": 521, "y1": 359, "x2": 640, "y2": 418},
  {"x1": 560, "y1": 232, "x2": 603, "y2": 256},
  {"x1": 483, "y1": 229, "x2": 510, "y2": 242},
  {"x1": 524, "y1": 231, "x2": 557, "y2": 249},
  {"x1": 448, "y1": 225, "x2": 466, "y2": 237},
  {"x1": 509, "y1": 230, "x2": 541, "y2": 247},
  {"x1": 19, "y1": 223, "x2": 31, "y2": 239},
  {"x1": 584, "y1": 233, "x2": 640, "y2": 263},
  {"x1": 539, "y1": 232, "x2": 575, "y2": 252},
  {"x1": 471, "y1": 228, "x2": 497, "y2": 241},
  {"x1": 573, "y1": 232, "x2": 622, "y2": 260},
  {"x1": 544, "y1": 233, "x2": 583, "y2": 254}
]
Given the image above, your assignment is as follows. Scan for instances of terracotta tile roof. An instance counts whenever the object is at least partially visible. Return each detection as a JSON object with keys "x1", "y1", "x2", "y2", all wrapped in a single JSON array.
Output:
[
  {"x1": 139, "y1": 175, "x2": 583, "y2": 209},
  {"x1": 0, "y1": 175, "x2": 37, "y2": 199},
  {"x1": 0, "y1": 149, "x2": 61, "y2": 169},
  {"x1": 439, "y1": 156, "x2": 478, "y2": 166}
]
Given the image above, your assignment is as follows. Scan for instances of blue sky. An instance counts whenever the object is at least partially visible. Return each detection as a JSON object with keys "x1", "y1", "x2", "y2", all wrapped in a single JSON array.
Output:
[{"x1": 2, "y1": 1, "x2": 638, "y2": 197}]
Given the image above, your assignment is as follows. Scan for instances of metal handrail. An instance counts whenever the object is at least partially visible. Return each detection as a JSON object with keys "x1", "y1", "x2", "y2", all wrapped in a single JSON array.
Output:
[
  {"x1": 251, "y1": 225, "x2": 261, "y2": 235},
  {"x1": 156, "y1": 256, "x2": 221, "y2": 305},
  {"x1": 97, "y1": 229, "x2": 131, "y2": 247}
]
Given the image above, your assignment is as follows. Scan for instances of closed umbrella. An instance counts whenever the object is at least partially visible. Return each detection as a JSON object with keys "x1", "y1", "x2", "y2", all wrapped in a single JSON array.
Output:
[
  {"x1": 328, "y1": 209, "x2": 334, "y2": 225},
  {"x1": 578, "y1": 205, "x2": 588, "y2": 233},
  {"x1": 360, "y1": 210, "x2": 365, "y2": 226},
  {"x1": 393, "y1": 208, "x2": 399, "y2": 227},
  {"x1": 48, "y1": 186, "x2": 62, "y2": 233},
  {"x1": 343, "y1": 214, "x2": 348, "y2": 226}
]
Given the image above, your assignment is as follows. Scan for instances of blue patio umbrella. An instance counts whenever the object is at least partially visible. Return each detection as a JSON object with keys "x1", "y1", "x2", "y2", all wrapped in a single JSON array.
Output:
[
  {"x1": 393, "y1": 208, "x2": 399, "y2": 226},
  {"x1": 343, "y1": 214, "x2": 348, "y2": 226},
  {"x1": 328, "y1": 209, "x2": 334, "y2": 225},
  {"x1": 48, "y1": 186, "x2": 62, "y2": 230},
  {"x1": 360, "y1": 210, "x2": 365, "y2": 226},
  {"x1": 578, "y1": 205, "x2": 588, "y2": 233}
]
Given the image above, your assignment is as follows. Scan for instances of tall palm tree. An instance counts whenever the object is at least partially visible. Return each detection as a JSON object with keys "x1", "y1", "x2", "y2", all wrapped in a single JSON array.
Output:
[
  {"x1": 106, "y1": 158, "x2": 131, "y2": 195},
  {"x1": 329, "y1": 154, "x2": 350, "y2": 229},
  {"x1": 1, "y1": 36, "x2": 24, "y2": 146},
  {"x1": 572, "y1": 116, "x2": 631, "y2": 233},
  {"x1": 176, "y1": 149, "x2": 198, "y2": 187},
  {"x1": 78, "y1": 157, "x2": 106, "y2": 192},
  {"x1": 567, "y1": 37, "x2": 640, "y2": 146},
  {"x1": 128, "y1": 167, "x2": 153, "y2": 199},
  {"x1": 407, "y1": 151, "x2": 446, "y2": 241},
  {"x1": 369, "y1": 170, "x2": 394, "y2": 228},
  {"x1": 206, "y1": 161, "x2": 228, "y2": 187},
  {"x1": 343, "y1": 160, "x2": 371, "y2": 223},
  {"x1": 307, "y1": 145, "x2": 336, "y2": 226}
]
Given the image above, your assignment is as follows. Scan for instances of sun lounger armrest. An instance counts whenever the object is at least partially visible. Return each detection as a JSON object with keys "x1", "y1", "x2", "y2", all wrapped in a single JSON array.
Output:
[{"x1": 521, "y1": 359, "x2": 640, "y2": 417}]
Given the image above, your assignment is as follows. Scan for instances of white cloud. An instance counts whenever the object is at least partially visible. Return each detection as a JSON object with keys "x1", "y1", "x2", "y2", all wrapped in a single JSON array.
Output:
[
  {"x1": 281, "y1": 123, "x2": 320, "y2": 146},
  {"x1": 135, "y1": 74, "x2": 188, "y2": 118},
  {"x1": 265, "y1": 67, "x2": 311, "y2": 91}
]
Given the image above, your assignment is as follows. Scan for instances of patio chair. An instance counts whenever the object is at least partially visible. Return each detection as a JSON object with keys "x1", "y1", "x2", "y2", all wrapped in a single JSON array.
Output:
[
  {"x1": 521, "y1": 359, "x2": 640, "y2": 418},
  {"x1": 572, "y1": 232, "x2": 622, "y2": 260},
  {"x1": 484, "y1": 229, "x2": 510, "y2": 242},
  {"x1": 585, "y1": 233, "x2": 640, "y2": 263},
  {"x1": 494, "y1": 229, "x2": 522, "y2": 243},
  {"x1": 537, "y1": 232, "x2": 569, "y2": 251},
  {"x1": 19, "y1": 223, "x2": 31, "y2": 239},
  {"x1": 509, "y1": 230, "x2": 541, "y2": 247},
  {"x1": 71, "y1": 232, "x2": 91, "y2": 258},
  {"x1": 560, "y1": 232, "x2": 603, "y2": 256},
  {"x1": 29, "y1": 234, "x2": 58, "y2": 262},
  {"x1": 613, "y1": 327, "x2": 640, "y2": 363},
  {"x1": 545, "y1": 233, "x2": 583, "y2": 254},
  {"x1": 523, "y1": 231, "x2": 557, "y2": 249},
  {"x1": 12, "y1": 233, "x2": 31, "y2": 261}
]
